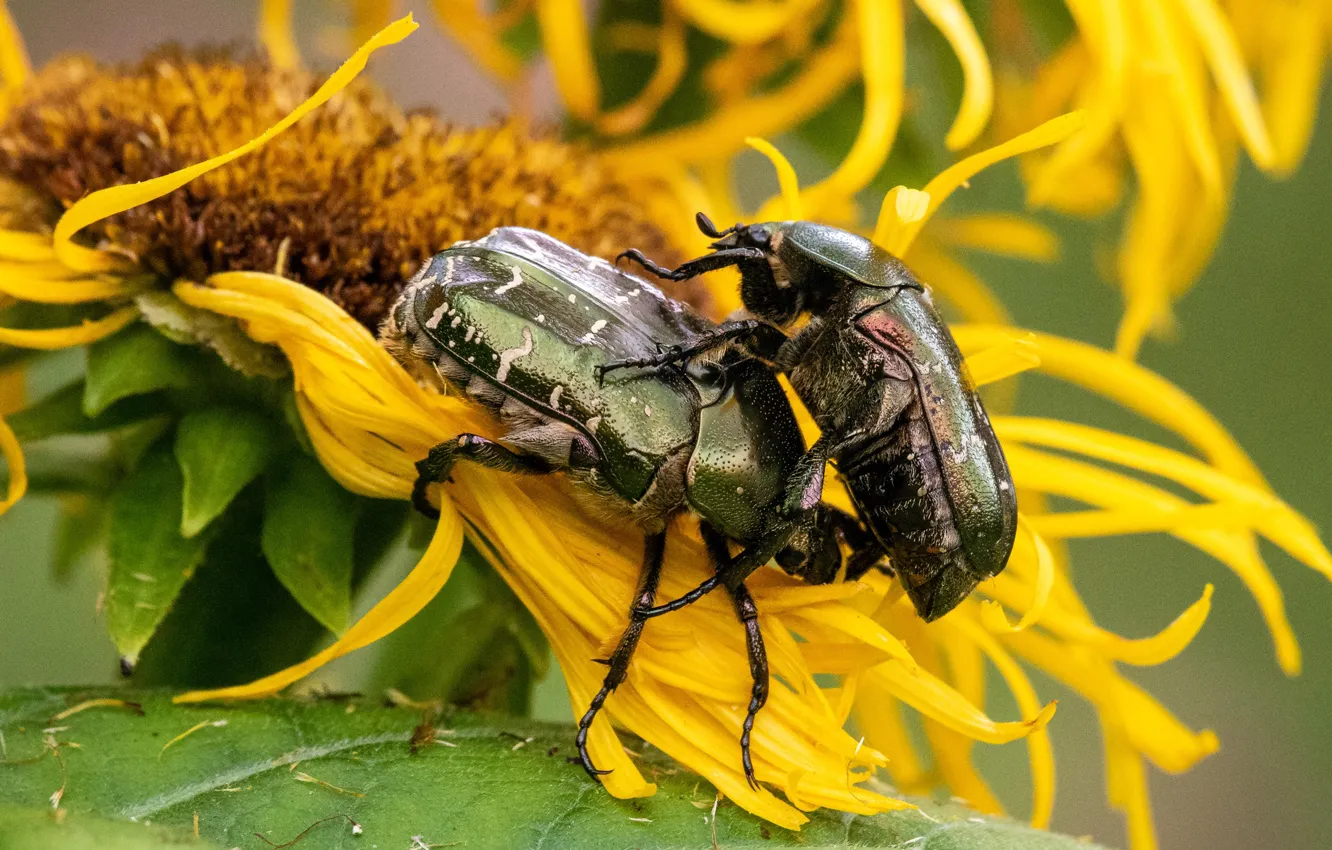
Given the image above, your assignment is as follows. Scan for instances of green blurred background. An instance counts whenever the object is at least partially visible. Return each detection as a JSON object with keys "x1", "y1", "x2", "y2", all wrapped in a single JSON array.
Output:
[{"x1": 1, "y1": 2, "x2": 1328, "y2": 848}]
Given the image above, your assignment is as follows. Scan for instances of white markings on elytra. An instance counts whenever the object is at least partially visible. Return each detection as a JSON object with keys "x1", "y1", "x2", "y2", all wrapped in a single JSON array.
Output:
[
  {"x1": 643, "y1": 405, "x2": 652, "y2": 417},
  {"x1": 464, "y1": 326, "x2": 476, "y2": 343},
  {"x1": 450, "y1": 315, "x2": 461, "y2": 328},
  {"x1": 586, "y1": 416, "x2": 602, "y2": 432},
  {"x1": 549, "y1": 385, "x2": 564, "y2": 409},
  {"x1": 423, "y1": 257, "x2": 456, "y2": 328},
  {"x1": 495, "y1": 326, "x2": 535, "y2": 382},
  {"x1": 629, "y1": 289, "x2": 641, "y2": 297},
  {"x1": 567, "y1": 293, "x2": 577, "y2": 304},
  {"x1": 494, "y1": 265, "x2": 524, "y2": 296},
  {"x1": 448, "y1": 340, "x2": 455, "y2": 347},
  {"x1": 535, "y1": 314, "x2": 546, "y2": 323},
  {"x1": 615, "y1": 295, "x2": 629, "y2": 304},
  {"x1": 425, "y1": 301, "x2": 448, "y2": 331},
  {"x1": 579, "y1": 319, "x2": 608, "y2": 345},
  {"x1": 999, "y1": 481, "x2": 1010, "y2": 491},
  {"x1": 735, "y1": 486, "x2": 745, "y2": 495}
]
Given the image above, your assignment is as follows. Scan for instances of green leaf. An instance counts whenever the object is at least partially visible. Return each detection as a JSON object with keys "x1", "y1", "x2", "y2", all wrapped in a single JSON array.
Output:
[
  {"x1": 106, "y1": 443, "x2": 213, "y2": 667},
  {"x1": 261, "y1": 454, "x2": 360, "y2": 634},
  {"x1": 0, "y1": 805, "x2": 221, "y2": 850},
  {"x1": 130, "y1": 488, "x2": 328, "y2": 690},
  {"x1": 84, "y1": 325, "x2": 198, "y2": 417},
  {"x1": 0, "y1": 689, "x2": 1114, "y2": 849},
  {"x1": 7, "y1": 381, "x2": 167, "y2": 441},
  {"x1": 174, "y1": 408, "x2": 277, "y2": 537}
]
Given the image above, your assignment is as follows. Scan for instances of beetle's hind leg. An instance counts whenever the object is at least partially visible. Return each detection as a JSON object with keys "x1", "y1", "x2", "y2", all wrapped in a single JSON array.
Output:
[
  {"x1": 575, "y1": 531, "x2": 667, "y2": 781},
  {"x1": 700, "y1": 522, "x2": 768, "y2": 790},
  {"x1": 412, "y1": 434, "x2": 555, "y2": 518}
]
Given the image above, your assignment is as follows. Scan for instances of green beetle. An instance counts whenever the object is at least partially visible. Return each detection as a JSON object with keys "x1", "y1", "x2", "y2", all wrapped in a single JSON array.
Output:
[
  {"x1": 618, "y1": 214, "x2": 1018, "y2": 621},
  {"x1": 382, "y1": 227, "x2": 857, "y2": 786}
]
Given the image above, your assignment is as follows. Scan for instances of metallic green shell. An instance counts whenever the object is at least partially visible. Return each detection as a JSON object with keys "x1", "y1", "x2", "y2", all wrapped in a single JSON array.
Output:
[
  {"x1": 410, "y1": 241, "x2": 700, "y2": 502},
  {"x1": 783, "y1": 221, "x2": 924, "y2": 291},
  {"x1": 848, "y1": 284, "x2": 1018, "y2": 579},
  {"x1": 406, "y1": 228, "x2": 804, "y2": 537}
]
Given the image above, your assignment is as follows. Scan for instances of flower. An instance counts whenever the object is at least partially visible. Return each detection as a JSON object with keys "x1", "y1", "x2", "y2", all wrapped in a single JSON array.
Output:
[
  {"x1": 428, "y1": 0, "x2": 1327, "y2": 358},
  {"x1": 0, "y1": 7, "x2": 1328, "y2": 849}
]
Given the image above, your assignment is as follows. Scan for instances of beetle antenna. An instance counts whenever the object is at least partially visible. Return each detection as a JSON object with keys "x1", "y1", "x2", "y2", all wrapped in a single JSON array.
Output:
[{"x1": 695, "y1": 212, "x2": 737, "y2": 239}]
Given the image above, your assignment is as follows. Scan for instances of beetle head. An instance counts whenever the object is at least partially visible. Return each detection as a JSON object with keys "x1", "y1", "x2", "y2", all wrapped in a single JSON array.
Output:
[{"x1": 694, "y1": 213, "x2": 804, "y2": 324}]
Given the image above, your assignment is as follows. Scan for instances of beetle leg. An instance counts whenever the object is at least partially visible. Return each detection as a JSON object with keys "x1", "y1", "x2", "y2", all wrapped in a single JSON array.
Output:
[
  {"x1": 597, "y1": 320, "x2": 784, "y2": 381},
  {"x1": 700, "y1": 522, "x2": 768, "y2": 790},
  {"x1": 634, "y1": 519, "x2": 797, "y2": 618},
  {"x1": 617, "y1": 247, "x2": 768, "y2": 282},
  {"x1": 777, "y1": 429, "x2": 866, "y2": 520},
  {"x1": 575, "y1": 531, "x2": 668, "y2": 781},
  {"x1": 412, "y1": 434, "x2": 554, "y2": 518}
]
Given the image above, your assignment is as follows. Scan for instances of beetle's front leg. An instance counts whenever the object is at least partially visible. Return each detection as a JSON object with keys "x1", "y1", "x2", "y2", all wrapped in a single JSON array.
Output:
[
  {"x1": 596, "y1": 320, "x2": 786, "y2": 382},
  {"x1": 412, "y1": 434, "x2": 554, "y2": 518},
  {"x1": 617, "y1": 246, "x2": 768, "y2": 282}
]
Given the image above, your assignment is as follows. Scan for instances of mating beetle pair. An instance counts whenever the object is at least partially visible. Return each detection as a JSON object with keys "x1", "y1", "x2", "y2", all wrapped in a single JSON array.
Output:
[{"x1": 383, "y1": 217, "x2": 1016, "y2": 787}]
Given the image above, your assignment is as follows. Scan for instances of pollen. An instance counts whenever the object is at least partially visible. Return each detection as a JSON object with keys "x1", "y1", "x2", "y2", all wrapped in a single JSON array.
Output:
[{"x1": 0, "y1": 49, "x2": 686, "y2": 328}]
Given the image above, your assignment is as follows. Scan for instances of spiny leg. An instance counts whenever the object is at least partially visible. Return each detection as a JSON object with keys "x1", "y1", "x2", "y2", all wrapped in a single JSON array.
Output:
[
  {"x1": 412, "y1": 434, "x2": 554, "y2": 518},
  {"x1": 701, "y1": 522, "x2": 769, "y2": 790},
  {"x1": 596, "y1": 320, "x2": 787, "y2": 383},
  {"x1": 575, "y1": 531, "x2": 667, "y2": 781},
  {"x1": 634, "y1": 517, "x2": 797, "y2": 618}
]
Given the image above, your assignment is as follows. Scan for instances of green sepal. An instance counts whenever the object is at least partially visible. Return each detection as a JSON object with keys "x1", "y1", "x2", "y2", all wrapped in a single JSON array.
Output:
[
  {"x1": 261, "y1": 454, "x2": 360, "y2": 635},
  {"x1": 174, "y1": 407, "x2": 277, "y2": 537},
  {"x1": 83, "y1": 324, "x2": 199, "y2": 417},
  {"x1": 6, "y1": 381, "x2": 168, "y2": 441},
  {"x1": 106, "y1": 442, "x2": 213, "y2": 667}
]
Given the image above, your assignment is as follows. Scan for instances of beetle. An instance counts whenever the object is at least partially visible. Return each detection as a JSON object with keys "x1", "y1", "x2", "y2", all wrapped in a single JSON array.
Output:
[
  {"x1": 615, "y1": 213, "x2": 1018, "y2": 622},
  {"x1": 381, "y1": 226, "x2": 862, "y2": 786}
]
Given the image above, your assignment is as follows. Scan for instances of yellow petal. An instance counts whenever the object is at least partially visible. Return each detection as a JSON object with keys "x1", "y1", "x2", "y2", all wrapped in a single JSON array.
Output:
[
  {"x1": 801, "y1": 0, "x2": 905, "y2": 216},
  {"x1": 951, "y1": 325, "x2": 1267, "y2": 485},
  {"x1": 881, "y1": 112, "x2": 1086, "y2": 255},
  {"x1": 0, "y1": 0, "x2": 30, "y2": 99},
  {"x1": 1175, "y1": 0, "x2": 1275, "y2": 169},
  {"x1": 0, "y1": 410, "x2": 25, "y2": 516},
  {"x1": 428, "y1": 0, "x2": 525, "y2": 82},
  {"x1": 746, "y1": 137, "x2": 804, "y2": 220},
  {"x1": 979, "y1": 519, "x2": 1053, "y2": 633},
  {"x1": 602, "y1": 14, "x2": 859, "y2": 167},
  {"x1": 948, "y1": 614, "x2": 1055, "y2": 828},
  {"x1": 672, "y1": 0, "x2": 824, "y2": 46},
  {"x1": 911, "y1": 0, "x2": 992, "y2": 150},
  {"x1": 0, "y1": 308, "x2": 139, "y2": 349},
  {"x1": 929, "y1": 214, "x2": 1059, "y2": 262},
  {"x1": 962, "y1": 336, "x2": 1041, "y2": 387},
  {"x1": 52, "y1": 15, "x2": 419, "y2": 273},
  {"x1": 535, "y1": 0, "x2": 600, "y2": 121},
  {"x1": 595, "y1": 11, "x2": 687, "y2": 136},
  {"x1": 258, "y1": 0, "x2": 300, "y2": 70}
]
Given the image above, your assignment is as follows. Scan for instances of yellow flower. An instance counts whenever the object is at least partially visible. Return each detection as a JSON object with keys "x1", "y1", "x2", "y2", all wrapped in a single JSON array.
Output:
[
  {"x1": 428, "y1": 0, "x2": 1326, "y2": 358},
  {"x1": 0, "y1": 7, "x2": 1329, "y2": 850}
]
